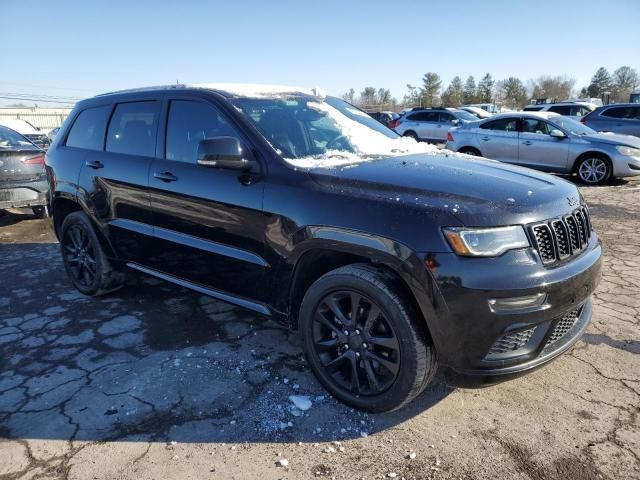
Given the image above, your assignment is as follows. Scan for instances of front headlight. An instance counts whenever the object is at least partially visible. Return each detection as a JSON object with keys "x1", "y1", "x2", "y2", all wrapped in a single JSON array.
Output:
[
  {"x1": 443, "y1": 226, "x2": 530, "y2": 257},
  {"x1": 616, "y1": 145, "x2": 640, "y2": 157}
]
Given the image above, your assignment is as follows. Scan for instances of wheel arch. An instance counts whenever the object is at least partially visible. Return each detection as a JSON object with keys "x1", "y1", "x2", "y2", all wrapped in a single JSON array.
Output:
[{"x1": 282, "y1": 227, "x2": 441, "y2": 345}]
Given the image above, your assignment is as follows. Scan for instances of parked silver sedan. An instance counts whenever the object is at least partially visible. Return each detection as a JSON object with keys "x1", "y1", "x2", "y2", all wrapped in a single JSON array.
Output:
[{"x1": 445, "y1": 112, "x2": 640, "y2": 184}]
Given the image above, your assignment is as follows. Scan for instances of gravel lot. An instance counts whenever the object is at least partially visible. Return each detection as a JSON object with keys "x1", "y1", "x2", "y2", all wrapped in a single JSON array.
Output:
[{"x1": 0, "y1": 178, "x2": 638, "y2": 480}]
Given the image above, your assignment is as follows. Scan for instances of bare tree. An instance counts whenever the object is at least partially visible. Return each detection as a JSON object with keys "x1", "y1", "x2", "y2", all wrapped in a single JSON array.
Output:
[
  {"x1": 529, "y1": 75, "x2": 575, "y2": 101},
  {"x1": 612, "y1": 66, "x2": 639, "y2": 102},
  {"x1": 342, "y1": 88, "x2": 356, "y2": 104}
]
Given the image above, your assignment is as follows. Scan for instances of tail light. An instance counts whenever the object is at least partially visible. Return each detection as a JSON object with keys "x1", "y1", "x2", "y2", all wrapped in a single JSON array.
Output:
[
  {"x1": 390, "y1": 119, "x2": 402, "y2": 129},
  {"x1": 580, "y1": 111, "x2": 594, "y2": 124},
  {"x1": 447, "y1": 132, "x2": 454, "y2": 142},
  {"x1": 21, "y1": 154, "x2": 45, "y2": 165}
]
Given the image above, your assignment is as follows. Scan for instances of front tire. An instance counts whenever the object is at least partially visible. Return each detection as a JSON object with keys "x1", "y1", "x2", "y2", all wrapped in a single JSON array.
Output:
[
  {"x1": 299, "y1": 264, "x2": 436, "y2": 412},
  {"x1": 576, "y1": 155, "x2": 611, "y2": 185},
  {"x1": 59, "y1": 211, "x2": 124, "y2": 296}
]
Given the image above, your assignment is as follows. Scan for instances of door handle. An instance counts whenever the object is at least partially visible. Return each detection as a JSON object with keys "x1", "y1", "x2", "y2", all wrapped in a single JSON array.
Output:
[
  {"x1": 522, "y1": 141, "x2": 533, "y2": 146},
  {"x1": 153, "y1": 172, "x2": 178, "y2": 182},
  {"x1": 481, "y1": 136, "x2": 490, "y2": 141},
  {"x1": 85, "y1": 160, "x2": 104, "y2": 169}
]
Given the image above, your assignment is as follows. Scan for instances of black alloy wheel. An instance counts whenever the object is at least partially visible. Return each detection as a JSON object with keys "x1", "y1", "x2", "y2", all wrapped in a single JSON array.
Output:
[{"x1": 312, "y1": 289, "x2": 401, "y2": 396}]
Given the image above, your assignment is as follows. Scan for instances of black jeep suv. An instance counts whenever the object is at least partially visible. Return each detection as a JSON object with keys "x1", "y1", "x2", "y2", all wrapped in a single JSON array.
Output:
[{"x1": 46, "y1": 84, "x2": 602, "y2": 412}]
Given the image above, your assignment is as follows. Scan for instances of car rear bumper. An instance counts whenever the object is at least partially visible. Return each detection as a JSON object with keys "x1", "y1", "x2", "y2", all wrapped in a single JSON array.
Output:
[{"x1": 0, "y1": 180, "x2": 49, "y2": 209}]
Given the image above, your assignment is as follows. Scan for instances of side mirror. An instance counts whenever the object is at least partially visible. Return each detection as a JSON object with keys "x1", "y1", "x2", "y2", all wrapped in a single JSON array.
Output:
[
  {"x1": 197, "y1": 136, "x2": 256, "y2": 170},
  {"x1": 549, "y1": 129, "x2": 566, "y2": 139}
]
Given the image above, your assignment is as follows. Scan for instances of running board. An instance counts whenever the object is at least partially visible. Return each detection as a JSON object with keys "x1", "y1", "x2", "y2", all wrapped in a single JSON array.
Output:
[{"x1": 126, "y1": 262, "x2": 271, "y2": 316}]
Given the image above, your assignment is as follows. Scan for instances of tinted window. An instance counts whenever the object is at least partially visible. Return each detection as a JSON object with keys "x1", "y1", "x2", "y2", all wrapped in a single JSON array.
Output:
[
  {"x1": 521, "y1": 118, "x2": 553, "y2": 134},
  {"x1": 480, "y1": 118, "x2": 518, "y2": 131},
  {"x1": 65, "y1": 105, "x2": 111, "y2": 150},
  {"x1": 407, "y1": 111, "x2": 438, "y2": 122},
  {"x1": 106, "y1": 101, "x2": 159, "y2": 157},
  {"x1": 548, "y1": 105, "x2": 571, "y2": 115},
  {"x1": 523, "y1": 106, "x2": 543, "y2": 111},
  {"x1": 439, "y1": 112, "x2": 455, "y2": 123},
  {"x1": 166, "y1": 100, "x2": 241, "y2": 163},
  {"x1": 601, "y1": 106, "x2": 640, "y2": 119}
]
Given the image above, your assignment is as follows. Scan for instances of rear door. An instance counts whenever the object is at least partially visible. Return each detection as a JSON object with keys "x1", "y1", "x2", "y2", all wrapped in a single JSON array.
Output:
[
  {"x1": 598, "y1": 106, "x2": 640, "y2": 136},
  {"x1": 146, "y1": 94, "x2": 269, "y2": 304},
  {"x1": 75, "y1": 97, "x2": 160, "y2": 263},
  {"x1": 436, "y1": 112, "x2": 457, "y2": 141},
  {"x1": 517, "y1": 118, "x2": 569, "y2": 171},
  {"x1": 476, "y1": 117, "x2": 519, "y2": 162}
]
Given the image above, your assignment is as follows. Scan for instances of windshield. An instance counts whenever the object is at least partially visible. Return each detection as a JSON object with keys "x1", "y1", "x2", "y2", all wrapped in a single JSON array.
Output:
[
  {"x1": 549, "y1": 116, "x2": 595, "y2": 135},
  {"x1": 230, "y1": 95, "x2": 438, "y2": 167},
  {"x1": 453, "y1": 110, "x2": 480, "y2": 122},
  {"x1": 0, "y1": 125, "x2": 36, "y2": 149}
]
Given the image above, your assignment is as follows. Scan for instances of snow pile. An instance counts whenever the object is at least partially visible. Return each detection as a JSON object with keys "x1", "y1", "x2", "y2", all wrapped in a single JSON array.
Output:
[
  {"x1": 192, "y1": 83, "x2": 319, "y2": 98},
  {"x1": 288, "y1": 395, "x2": 312, "y2": 411},
  {"x1": 285, "y1": 101, "x2": 440, "y2": 169}
]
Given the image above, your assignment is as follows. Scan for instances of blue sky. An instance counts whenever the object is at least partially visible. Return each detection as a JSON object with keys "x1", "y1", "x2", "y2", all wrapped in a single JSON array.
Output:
[{"x1": 2, "y1": 0, "x2": 639, "y2": 105}]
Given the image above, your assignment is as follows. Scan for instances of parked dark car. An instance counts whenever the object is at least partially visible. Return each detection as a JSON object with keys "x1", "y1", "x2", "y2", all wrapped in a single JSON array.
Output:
[
  {"x1": 582, "y1": 103, "x2": 640, "y2": 137},
  {"x1": 368, "y1": 111, "x2": 399, "y2": 127},
  {"x1": 46, "y1": 84, "x2": 602, "y2": 412},
  {"x1": 0, "y1": 125, "x2": 49, "y2": 217}
]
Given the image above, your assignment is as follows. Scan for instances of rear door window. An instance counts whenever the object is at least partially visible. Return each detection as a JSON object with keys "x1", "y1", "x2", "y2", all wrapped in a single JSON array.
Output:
[
  {"x1": 601, "y1": 107, "x2": 640, "y2": 119},
  {"x1": 438, "y1": 112, "x2": 455, "y2": 123},
  {"x1": 65, "y1": 105, "x2": 111, "y2": 151},
  {"x1": 548, "y1": 105, "x2": 571, "y2": 115},
  {"x1": 407, "y1": 111, "x2": 438, "y2": 122},
  {"x1": 106, "y1": 101, "x2": 160, "y2": 157},
  {"x1": 480, "y1": 118, "x2": 518, "y2": 131}
]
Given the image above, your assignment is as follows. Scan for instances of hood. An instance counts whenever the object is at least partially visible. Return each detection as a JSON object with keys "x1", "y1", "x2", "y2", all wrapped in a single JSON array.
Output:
[
  {"x1": 307, "y1": 152, "x2": 583, "y2": 227},
  {"x1": 578, "y1": 131, "x2": 640, "y2": 148}
]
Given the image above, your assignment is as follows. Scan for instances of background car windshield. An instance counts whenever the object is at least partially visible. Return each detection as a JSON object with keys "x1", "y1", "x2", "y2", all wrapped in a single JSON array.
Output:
[
  {"x1": 454, "y1": 110, "x2": 479, "y2": 122},
  {"x1": 231, "y1": 96, "x2": 409, "y2": 160},
  {"x1": 0, "y1": 125, "x2": 35, "y2": 149},
  {"x1": 550, "y1": 117, "x2": 595, "y2": 135}
]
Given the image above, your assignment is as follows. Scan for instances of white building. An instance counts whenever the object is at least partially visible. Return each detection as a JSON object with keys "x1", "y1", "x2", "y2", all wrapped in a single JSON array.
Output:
[{"x1": 0, "y1": 106, "x2": 73, "y2": 132}]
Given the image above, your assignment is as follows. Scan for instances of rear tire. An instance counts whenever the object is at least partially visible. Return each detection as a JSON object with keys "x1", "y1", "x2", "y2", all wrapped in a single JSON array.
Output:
[
  {"x1": 59, "y1": 211, "x2": 124, "y2": 296},
  {"x1": 403, "y1": 131, "x2": 419, "y2": 141},
  {"x1": 299, "y1": 264, "x2": 437, "y2": 412},
  {"x1": 458, "y1": 147, "x2": 482, "y2": 157}
]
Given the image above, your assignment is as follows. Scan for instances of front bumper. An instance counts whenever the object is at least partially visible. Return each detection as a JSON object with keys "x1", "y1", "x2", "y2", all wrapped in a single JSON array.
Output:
[
  {"x1": 0, "y1": 181, "x2": 49, "y2": 209},
  {"x1": 443, "y1": 299, "x2": 592, "y2": 387},
  {"x1": 611, "y1": 153, "x2": 640, "y2": 177},
  {"x1": 416, "y1": 232, "x2": 602, "y2": 387}
]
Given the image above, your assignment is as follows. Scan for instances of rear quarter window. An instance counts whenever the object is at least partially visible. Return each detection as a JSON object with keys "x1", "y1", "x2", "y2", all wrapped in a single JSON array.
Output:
[{"x1": 65, "y1": 105, "x2": 112, "y2": 151}]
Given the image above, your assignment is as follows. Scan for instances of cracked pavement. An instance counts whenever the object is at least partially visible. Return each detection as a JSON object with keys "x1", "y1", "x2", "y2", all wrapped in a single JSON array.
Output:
[{"x1": 0, "y1": 178, "x2": 638, "y2": 480}]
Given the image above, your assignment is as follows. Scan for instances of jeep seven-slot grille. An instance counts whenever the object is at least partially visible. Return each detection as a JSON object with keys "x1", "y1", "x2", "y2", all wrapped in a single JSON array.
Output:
[{"x1": 530, "y1": 207, "x2": 591, "y2": 266}]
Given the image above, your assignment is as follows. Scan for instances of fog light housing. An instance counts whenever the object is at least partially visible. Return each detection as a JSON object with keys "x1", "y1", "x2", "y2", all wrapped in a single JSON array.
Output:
[{"x1": 488, "y1": 293, "x2": 548, "y2": 313}]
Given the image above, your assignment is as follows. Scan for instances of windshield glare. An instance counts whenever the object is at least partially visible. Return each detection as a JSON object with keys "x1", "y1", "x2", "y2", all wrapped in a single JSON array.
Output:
[
  {"x1": 231, "y1": 95, "x2": 438, "y2": 167},
  {"x1": 550, "y1": 116, "x2": 595, "y2": 135},
  {"x1": 453, "y1": 110, "x2": 480, "y2": 122},
  {"x1": 0, "y1": 126, "x2": 35, "y2": 149}
]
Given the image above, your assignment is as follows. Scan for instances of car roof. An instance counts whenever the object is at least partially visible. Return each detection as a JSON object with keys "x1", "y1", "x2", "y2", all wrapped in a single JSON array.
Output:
[
  {"x1": 95, "y1": 83, "x2": 322, "y2": 99},
  {"x1": 486, "y1": 112, "x2": 561, "y2": 121}
]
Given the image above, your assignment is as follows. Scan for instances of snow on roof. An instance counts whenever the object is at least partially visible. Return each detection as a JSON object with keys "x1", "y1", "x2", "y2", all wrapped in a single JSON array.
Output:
[{"x1": 190, "y1": 83, "x2": 324, "y2": 98}]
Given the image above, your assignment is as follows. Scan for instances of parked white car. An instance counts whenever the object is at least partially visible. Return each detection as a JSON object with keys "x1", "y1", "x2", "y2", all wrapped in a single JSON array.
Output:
[
  {"x1": 458, "y1": 106, "x2": 493, "y2": 119},
  {"x1": 523, "y1": 102, "x2": 596, "y2": 120},
  {"x1": 0, "y1": 119, "x2": 50, "y2": 148},
  {"x1": 445, "y1": 112, "x2": 640, "y2": 184}
]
